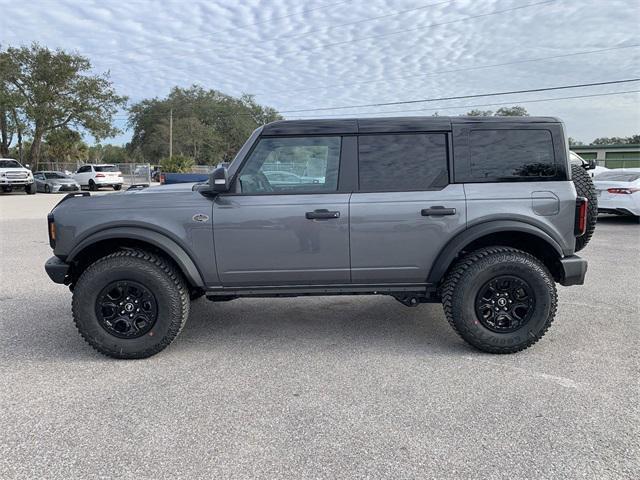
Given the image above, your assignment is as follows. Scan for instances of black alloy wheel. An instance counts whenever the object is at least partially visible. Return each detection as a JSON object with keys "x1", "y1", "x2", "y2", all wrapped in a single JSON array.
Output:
[
  {"x1": 95, "y1": 280, "x2": 158, "y2": 339},
  {"x1": 475, "y1": 275, "x2": 535, "y2": 333}
]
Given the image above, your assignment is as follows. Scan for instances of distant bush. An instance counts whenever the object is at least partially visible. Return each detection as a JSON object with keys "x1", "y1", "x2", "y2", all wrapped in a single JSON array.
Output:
[{"x1": 160, "y1": 155, "x2": 195, "y2": 173}]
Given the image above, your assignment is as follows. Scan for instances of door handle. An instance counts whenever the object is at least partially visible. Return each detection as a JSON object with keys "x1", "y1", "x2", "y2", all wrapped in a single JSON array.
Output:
[
  {"x1": 305, "y1": 209, "x2": 340, "y2": 220},
  {"x1": 421, "y1": 206, "x2": 456, "y2": 216}
]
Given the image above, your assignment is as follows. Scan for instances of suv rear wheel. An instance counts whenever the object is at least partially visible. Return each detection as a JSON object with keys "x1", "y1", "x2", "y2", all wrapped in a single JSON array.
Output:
[
  {"x1": 72, "y1": 249, "x2": 190, "y2": 359},
  {"x1": 441, "y1": 247, "x2": 557, "y2": 354}
]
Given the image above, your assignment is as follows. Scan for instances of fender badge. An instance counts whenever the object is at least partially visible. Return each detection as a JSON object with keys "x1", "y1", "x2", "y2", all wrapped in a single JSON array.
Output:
[{"x1": 192, "y1": 214, "x2": 209, "y2": 223}]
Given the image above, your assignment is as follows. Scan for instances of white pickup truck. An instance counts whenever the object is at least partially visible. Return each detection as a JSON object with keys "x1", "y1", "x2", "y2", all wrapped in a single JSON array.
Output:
[{"x1": 0, "y1": 158, "x2": 36, "y2": 194}]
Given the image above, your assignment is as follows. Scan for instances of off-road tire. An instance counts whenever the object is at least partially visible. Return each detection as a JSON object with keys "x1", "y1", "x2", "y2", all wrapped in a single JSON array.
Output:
[
  {"x1": 88, "y1": 180, "x2": 97, "y2": 191},
  {"x1": 113, "y1": 184, "x2": 122, "y2": 191},
  {"x1": 571, "y1": 164, "x2": 597, "y2": 252},
  {"x1": 441, "y1": 247, "x2": 557, "y2": 354},
  {"x1": 26, "y1": 183, "x2": 36, "y2": 194},
  {"x1": 72, "y1": 249, "x2": 190, "y2": 359}
]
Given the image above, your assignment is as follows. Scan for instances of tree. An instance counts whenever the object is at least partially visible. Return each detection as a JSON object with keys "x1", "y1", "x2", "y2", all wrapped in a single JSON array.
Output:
[
  {"x1": 568, "y1": 137, "x2": 584, "y2": 147},
  {"x1": 494, "y1": 106, "x2": 529, "y2": 116},
  {"x1": 44, "y1": 127, "x2": 88, "y2": 162},
  {"x1": 128, "y1": 86, "x2": 281, "y2": 165},
  {"x1": 465, "y1": 106, "x2": 529, "y2": 117},
  {"x1": 0, "y1": 43, "x2": 127, "y2": 167},
  {"x1": 87, "y1": 144, "x2": 131, "y2": 163},
  {"x1": 160, "y1": 154, "x2": 195, "y2": 173},
  {"x1": 466, "y1": 109, "x2": 494, "y2": 116},
  {"x1": 591, "y1": 136, "x2": 639, "y2": 145}
]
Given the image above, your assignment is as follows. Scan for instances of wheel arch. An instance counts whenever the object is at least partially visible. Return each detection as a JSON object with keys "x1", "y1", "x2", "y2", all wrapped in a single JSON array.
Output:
[
  {"x1": 428, "y1": 220, "x2": 565, "y2": 284},
  {"x1": 67, "y1": 227, "x2": 205, "y2": 288}
]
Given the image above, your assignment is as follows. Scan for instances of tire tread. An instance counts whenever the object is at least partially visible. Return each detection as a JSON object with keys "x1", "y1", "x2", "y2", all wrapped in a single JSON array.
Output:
[
  {"x1": 441, "y1": 246, "x2": 557, "y2": 354},
  {"x1": 72, "y1": 248, "x2": 189, "y2": 359}
]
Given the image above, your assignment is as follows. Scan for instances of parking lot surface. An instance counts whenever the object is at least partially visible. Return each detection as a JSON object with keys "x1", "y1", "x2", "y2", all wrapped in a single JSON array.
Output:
[{"x1": 1, "y1": 193, "x2": 638, "y2": 479}]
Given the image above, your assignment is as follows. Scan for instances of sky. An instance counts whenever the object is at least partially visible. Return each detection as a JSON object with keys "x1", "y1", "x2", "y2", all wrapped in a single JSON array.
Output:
[{"x1": 1, "y1": 0, "x2": 639, "y2": 145}]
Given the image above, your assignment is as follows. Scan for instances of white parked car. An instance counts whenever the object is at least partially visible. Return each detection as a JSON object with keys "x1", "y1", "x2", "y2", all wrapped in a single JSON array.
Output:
[
  {"x1": 74, "y1": 164, "x2": 123, "y2": 191},
  {"x1": 0, "y1": 158, "x2": 35, "y2": 194},
  {"x1": 594, "y1": 168, "x2": 640, "y2": 219},
  {"x1": 590, "y1": 165, "x2": 610, "y2": 178}
]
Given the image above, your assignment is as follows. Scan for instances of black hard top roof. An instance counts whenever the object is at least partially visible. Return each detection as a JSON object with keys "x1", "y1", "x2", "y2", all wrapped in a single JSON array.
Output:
[{"x1": 261, "y1": 116, "x2": 561, "y2": 135}]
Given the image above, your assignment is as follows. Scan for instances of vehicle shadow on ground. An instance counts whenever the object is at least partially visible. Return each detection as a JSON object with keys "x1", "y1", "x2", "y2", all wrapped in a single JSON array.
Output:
[
  {"x1": 8, "y1": 295, "x2": 470, "y2": 361},
  {"x1": 176, "y1": 295, "x2": 469, "y2": 356}
]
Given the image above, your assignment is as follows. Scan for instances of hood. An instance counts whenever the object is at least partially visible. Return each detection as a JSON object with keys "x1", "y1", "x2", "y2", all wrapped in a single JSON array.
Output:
[
  {"x1": 123, "y1": 182, "x2": 199, "y2": 194},
  {"x1": 0, "y1": 167, "x2": 30, "y2": 173}
]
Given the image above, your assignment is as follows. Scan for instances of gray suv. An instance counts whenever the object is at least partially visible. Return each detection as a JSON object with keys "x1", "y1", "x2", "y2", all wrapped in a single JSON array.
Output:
[{"x1": 45, "y1": 117, "x2": 594, "y2": 359}]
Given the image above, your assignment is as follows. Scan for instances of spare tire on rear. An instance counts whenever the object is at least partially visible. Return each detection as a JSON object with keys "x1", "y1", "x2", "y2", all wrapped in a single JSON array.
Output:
[{"x1": 571, "y1": 164, "x2": 597, "y2": 252}]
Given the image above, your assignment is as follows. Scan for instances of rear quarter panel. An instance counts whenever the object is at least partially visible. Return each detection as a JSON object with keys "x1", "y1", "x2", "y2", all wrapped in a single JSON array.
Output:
[{"x1": 464, "y1": 181, "x2": 577, "y2": 255}]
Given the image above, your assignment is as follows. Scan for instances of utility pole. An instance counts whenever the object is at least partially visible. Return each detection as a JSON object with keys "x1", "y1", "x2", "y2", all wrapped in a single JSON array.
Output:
[{"x1": 169, "y1": 108, "x2": 173, "y2": 160}]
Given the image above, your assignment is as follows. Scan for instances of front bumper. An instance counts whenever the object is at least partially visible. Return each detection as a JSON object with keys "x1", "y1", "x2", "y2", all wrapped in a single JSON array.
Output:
[
  {"x1": 45, "y1": 256, "x2": 70, "y2": 284},
  {"x1": 559, "y1": 255, "x2": 588, "y2": 286},
  {"x1": 0, "y1": 178, "x2": 34, "y2": 186},
  {"x1": 52, "y1": 183, "x2": 80, "y2": 192}
]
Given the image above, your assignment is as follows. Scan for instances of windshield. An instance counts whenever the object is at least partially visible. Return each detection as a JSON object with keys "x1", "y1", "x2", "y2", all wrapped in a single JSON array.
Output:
[
  {"x1": 0, "y1": 160, "x2": 22, "y2": 168},
  {"x1": 45, "y1": 172, "x2": 68, "y2": 179},
  {"x1": 95, "y1": 165, "x2": 119, "y2": 172},
  {"x1": 596, "y1": 171, "x2": 640, "y2": 182}
]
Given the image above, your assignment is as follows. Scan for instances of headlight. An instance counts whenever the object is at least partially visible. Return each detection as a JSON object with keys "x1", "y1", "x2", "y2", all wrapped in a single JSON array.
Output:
[{"x1": 0, "y1": 173, "x2": 5, "y2": 177}]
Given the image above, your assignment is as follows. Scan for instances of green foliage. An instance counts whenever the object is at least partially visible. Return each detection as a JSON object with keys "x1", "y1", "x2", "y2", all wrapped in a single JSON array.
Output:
[
  {"x1": 568, "y1": 137, "x2": 584, "y2": 147},
  {"x1": 591, "y1": 135, "x2": 640, "y2": 145},
  {"x1": 87, "y1": 144, "x2": 133, "y2": 163},
  {"x1": 0, "y1": 43, "x2": 127, "y2": 166},
  {"x1": 465, "y1": 109, "x2": 494, "y2": 117},
  {"x1": 465, "y1": 106, "x2": 529, "y2": 117},
  {"x1": 494, "y1": 106, "x2": 529, "y2": 116},
  {"x1": 43, "y1": 127, "x2": 88, "y2": 161},
  {"x1": 127, "y1": 85, "x2": 282, "y2": 165},
  {"x1": 160, "y1": 154, "x2": 195, "y2": 173}
]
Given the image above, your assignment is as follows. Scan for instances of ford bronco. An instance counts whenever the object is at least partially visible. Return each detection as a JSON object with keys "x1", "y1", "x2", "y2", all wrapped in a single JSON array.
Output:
[{"x1": 44, "y1": 117, "x2": 595, "y2": 358}]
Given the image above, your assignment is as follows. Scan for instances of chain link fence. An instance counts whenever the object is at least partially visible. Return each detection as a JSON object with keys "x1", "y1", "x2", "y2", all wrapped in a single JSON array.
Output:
[{"x1": 35, "y1": 162, "x2": 153, "y2": 186}]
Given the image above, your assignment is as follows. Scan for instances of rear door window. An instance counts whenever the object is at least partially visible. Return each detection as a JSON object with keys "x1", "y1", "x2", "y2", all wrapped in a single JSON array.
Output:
[
  {"x1": 358, "y1": 133, "x2": 448, "y2": 191},
  {"x1": 469, "y1": 129, "x2": 555, "y2": 180}
]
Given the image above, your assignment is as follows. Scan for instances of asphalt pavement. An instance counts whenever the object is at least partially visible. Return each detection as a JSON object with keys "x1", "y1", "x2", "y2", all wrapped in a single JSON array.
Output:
[{"x1": 1, "y1": 192, "x2": 638, "y2": 479}]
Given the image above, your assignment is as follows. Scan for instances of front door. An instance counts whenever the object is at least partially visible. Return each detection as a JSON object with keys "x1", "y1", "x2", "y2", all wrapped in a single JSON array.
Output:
[
  {"x1": 213, "y1": 135, "x2": 350, "y2": 286},
  {"x1": 349, "y1": 132, "x2": 467, "y2": 284}
]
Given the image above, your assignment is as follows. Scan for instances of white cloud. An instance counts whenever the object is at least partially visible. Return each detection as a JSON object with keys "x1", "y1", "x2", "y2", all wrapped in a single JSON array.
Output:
[{"x1": 1, "y1": 0, "x2": 639, "y2": 144}]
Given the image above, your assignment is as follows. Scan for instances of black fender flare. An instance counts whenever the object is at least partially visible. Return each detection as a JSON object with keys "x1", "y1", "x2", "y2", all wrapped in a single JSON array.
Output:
[
  {"x1": 427, "y1": 220, "x2": 564, "y2": 283},
  {"x1": 67, "y1": 227, "x2": 205, "y2": 287}
]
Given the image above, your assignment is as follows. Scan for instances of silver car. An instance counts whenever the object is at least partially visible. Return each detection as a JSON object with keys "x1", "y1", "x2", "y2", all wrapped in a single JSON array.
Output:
[{"x1": 34, "y1": 171, "x2": 80, "y2": 193}]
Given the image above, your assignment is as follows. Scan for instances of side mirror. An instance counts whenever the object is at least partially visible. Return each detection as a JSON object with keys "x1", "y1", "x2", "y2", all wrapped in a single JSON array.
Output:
[
  {"x1": 210, "y1": 166, "x2": 230, "y2": 193},
  {"x1": 25, "y1": 164, "x2": 31, "y2": 170},
  {"x1": 587, "y1": 158, "x2": 597, "y2": 170}
]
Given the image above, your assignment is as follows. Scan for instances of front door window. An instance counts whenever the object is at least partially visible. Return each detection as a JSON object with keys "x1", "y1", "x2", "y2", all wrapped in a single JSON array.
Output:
[{"x1": 237, "y1": 136, "x2": 341, "y2": 194}]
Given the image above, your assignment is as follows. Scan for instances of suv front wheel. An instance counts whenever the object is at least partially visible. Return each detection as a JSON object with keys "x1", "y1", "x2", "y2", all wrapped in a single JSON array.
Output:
[
  {"x1": 441, "y1": 247, "x2": 557, "y2": 354},
  {"x1": 72, "y1": 249, "x2": 190, "y2": 358}
]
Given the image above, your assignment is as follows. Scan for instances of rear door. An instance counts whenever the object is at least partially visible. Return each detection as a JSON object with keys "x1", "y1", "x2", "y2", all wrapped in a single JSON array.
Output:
[
  {"x1": 213, "y1": 135, "x2": 354, "y2": 286},
  {"x1": 349, "y1": 132, "x2": 466, "y2": 284}
]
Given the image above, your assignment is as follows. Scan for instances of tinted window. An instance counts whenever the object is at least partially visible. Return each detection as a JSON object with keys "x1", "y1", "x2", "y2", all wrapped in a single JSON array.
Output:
[
  {"x1": 238, "y1": 137, "x2": 341, "y2": 194},
  {"x1": 358, "y1": 134, "x2": 448, "y2": 191},
  {"x1": 45, "y1": 172, "x2": 67, "y2": 179},
  {"x1": 77, "y1": 166, "x2": 90, "y2": 173},
  {"x1": 469, "y1": 129, "x2": 555, "y2": 179},
  {"x1": 95, "y1": 165, "x2": 118, "y2": 172},
  {"x1": 0, "y1": 160, "x2": 22, "y2": 168}
]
